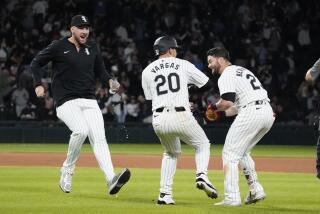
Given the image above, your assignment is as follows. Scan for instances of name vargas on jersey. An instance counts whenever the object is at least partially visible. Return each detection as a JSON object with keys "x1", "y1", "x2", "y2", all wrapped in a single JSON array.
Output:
[{"x1": 150, "y1": 62, "x2": 180, "y2": 73}]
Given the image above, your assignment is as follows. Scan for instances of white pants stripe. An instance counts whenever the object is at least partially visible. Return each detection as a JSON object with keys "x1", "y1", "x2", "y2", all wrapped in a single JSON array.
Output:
[
  {"x1": 153, "y1": 109, "x2": 211, "y2": 195},
  {"x1": 222, "y1": 103, "x2": 274, "y2": 202},
  {"x1": 56, "y1": 98, "x2": 115, "y2": 183}
]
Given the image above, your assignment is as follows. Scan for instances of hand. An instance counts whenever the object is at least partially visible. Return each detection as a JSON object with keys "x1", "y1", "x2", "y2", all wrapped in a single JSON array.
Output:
[
  {"x1": 109, "y1": 79, "x2": 120, "y2": 94},
  {"x1": 35, "y1": 85, "x2": 45, "y2": 98}
]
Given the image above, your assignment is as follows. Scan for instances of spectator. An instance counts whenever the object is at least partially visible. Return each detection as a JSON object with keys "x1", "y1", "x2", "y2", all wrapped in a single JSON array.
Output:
[
  {"x1": 20, "y1": 102, "x2": 37, "y2": 120},
  {"x1": 0, "y1": 0, "x2": 319, "y2": 125},
  {"x1": 126, "y1": 95, "x2": 140, "y2": 122},
  {"x1": 96, "y1": 87, "x2": 114, "y2": 121},
  {"x1": 11, "y1": 84, "x2": 29, "y2": 117},
  {"x1": 297, "y1": 22, "x2": 311, "y2": 47},
  {"x1": 43, "y1": 92, "x2": 55, "y2": 120},
  {"x1": 110, "y1": 87, "x2": 127, "y2": 123}
]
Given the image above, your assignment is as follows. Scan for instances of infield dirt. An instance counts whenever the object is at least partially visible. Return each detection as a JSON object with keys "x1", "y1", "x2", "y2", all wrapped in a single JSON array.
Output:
[{"x1": 0, "y1": 153, "x2": 314, "y2": 173}]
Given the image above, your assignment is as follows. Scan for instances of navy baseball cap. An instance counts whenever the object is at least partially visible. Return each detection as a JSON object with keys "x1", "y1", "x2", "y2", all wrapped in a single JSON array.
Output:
[{"x1": 70, "y1": 15, "x2": 90, "y2": 27}]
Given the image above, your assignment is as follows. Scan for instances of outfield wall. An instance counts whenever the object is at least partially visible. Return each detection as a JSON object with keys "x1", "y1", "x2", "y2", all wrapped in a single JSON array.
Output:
[{"x1": 0, "y1": 121, "x2": 316, "y2": 145}]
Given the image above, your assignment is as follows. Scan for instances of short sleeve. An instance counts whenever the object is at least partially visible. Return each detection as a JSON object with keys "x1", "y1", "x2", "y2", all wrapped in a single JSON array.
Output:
[
  {"x1": 218, "y1": 69, "x2": 236, "y2": 95},
  {"x1": 142, "y1": 71, "x2": 152, "y2": 100},
  {"x1": 310, "y1": 58, "x2": 320, "y2": 81},
  {"x1": 186, "y1": 61, "x2": 209, "y2": 88}
]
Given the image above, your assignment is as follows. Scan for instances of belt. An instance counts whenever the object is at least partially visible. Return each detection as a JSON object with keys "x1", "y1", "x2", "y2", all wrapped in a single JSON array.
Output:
[
  {"x1": 155, "y1": 107, "x2": 186, "y2": 113},
  {"x1": 242, "y1": 100, "x2": 268, "y2": 108}
]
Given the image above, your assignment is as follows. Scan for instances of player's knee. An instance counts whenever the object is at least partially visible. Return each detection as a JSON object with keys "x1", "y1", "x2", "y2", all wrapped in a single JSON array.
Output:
[
  {"x1": 222, "y1": 150, "x2": 241, "y2": 164},
  {"x1": 191, "y1": 140, "x2": 210, "y2": 150},
  {"x1": 201, "y1": 141, "x2": 210, "y2": 149},
  {"x1": 72, "y1": 128, "x2": 89, "y2": 139},
  {"x1": 164, "y1": 151, "x2": 180, "y2": 159}
]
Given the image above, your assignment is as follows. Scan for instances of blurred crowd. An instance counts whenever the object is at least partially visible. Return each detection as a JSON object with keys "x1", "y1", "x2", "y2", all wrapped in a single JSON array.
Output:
[{"x1": 0, "y1": 0, "x2": 320, "y2": 125}]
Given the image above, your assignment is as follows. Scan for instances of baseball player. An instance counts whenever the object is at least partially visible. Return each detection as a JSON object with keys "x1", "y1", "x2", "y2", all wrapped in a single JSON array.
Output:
[
  {"x1": 30, "y1": 15, "x2": 130, "y2": 195},
  {"x1": 205, "y1": 47, "x2": 275, "y2": 206},
  {"x1": 141, "y1": 36, "x2": 218, "y2": 205},
  {"x1": 305, "y1": 58, "x2": 320, "y2": 179}
]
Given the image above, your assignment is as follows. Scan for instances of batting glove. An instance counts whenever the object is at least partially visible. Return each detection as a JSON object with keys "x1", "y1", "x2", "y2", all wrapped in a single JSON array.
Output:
[{"x1": 205, "y1": 103, "x2": 221, "y2": 122}]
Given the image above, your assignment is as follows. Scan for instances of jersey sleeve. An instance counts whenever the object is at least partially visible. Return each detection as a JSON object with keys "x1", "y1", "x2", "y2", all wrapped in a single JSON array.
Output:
[
  {"x1": 141, "y1": 70, "x2": 152, "y2": 100},
  {"x1": 310, "y1": 58, "x2": 320, "y2": 81},
  {"x1": 30, "y1": 40, "x2": 58, "y2": 87},
  {"x1": 185, "y1": 61, "x2": 209, "y2": 88},
  {"x1": 218, "y1": 69, "x2": 236, "y2": 95}
]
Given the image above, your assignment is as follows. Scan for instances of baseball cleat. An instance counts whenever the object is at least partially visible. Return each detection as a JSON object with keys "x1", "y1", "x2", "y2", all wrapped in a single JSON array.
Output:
[
  {"x1": 109, "y1": 168, "x2": 131, "y2": 195},
  {"x1": 244, "y1": 190, "x2": 266, "y2": 205},
  {"x1": 157, "y1": 193, "x2": 175, "y2": 205},
  {"x1": 59, "y1": 170, "x2": 73, "y2": 193},
  {"x1": 196, "y1": 173, "x2": 218, "y2": 199},
  {"x1": 214, "y1": 200, "x2": 241, "y2": 206}
]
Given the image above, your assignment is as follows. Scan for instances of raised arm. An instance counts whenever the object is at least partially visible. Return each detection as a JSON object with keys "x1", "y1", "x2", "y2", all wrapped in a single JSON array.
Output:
[{"x1": 30, "y1": 41, "x2": 57, "y2": 97}]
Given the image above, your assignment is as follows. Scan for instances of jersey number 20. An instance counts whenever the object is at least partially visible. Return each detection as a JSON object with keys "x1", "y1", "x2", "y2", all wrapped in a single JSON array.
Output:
[
  {"x1": 246, "y1": 74, "x2": 261, "y2": 90},
  {"x1": 155, "y1": 73, "x2": 180, "y2": 95}
]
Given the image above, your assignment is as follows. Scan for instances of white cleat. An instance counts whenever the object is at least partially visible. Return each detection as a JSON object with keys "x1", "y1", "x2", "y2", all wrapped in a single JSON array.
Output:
[
  {"x1": 59, "y1": 170, "x2": 73, "y2": 193},
  {"x1": 214, "y1": 200, "x2": 241, "y2": 206},
  {"x1": 245, "y1": 190, "x2": 266, "y2": 205},
  {"x1": 196, "y1": 173, "x2": 218, "y2": 199},
  {"x1": 108, "y1": 168, "x2": 131, "y2": 195},
  {"x1": 157, "y1": 193, "x2": 175, "y2": 205}
]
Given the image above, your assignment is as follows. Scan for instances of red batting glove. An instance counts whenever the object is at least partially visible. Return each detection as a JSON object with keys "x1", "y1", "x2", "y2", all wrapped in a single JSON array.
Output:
[{"x1": 205, "y1": 104, "x2": 221, "y2": 122}]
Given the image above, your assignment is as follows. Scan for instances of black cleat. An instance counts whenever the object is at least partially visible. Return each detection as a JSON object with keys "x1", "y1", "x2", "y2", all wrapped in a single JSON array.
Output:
[{"x1": 109, "y1": 168, "x2": 131, "y2": 195}]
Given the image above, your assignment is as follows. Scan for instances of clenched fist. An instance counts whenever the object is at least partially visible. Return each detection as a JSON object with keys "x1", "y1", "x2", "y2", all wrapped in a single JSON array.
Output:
[{"x1": 35, "y1": 85, "x2": 45, "y2": 97}]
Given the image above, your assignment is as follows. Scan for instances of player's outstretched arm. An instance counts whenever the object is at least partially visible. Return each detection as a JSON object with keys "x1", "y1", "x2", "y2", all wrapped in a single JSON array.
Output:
[
  {"x1": 205, "y1": 97, "x2": 235, "y2": 122},
  {"x1": 213, "y1": 98, "x2": 234, "y2": 111},
  {"x1": 225, "y1": 106, "x2": 238, "y2": 117}
]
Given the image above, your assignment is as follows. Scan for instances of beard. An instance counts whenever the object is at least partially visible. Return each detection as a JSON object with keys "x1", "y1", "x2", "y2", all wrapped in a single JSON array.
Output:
[
  {"x1": 212, "y1": 63, "x2": 221, "y2": 75},
  {"x1": 73, "y1": 33, "x2": 88, "y2": 45}
]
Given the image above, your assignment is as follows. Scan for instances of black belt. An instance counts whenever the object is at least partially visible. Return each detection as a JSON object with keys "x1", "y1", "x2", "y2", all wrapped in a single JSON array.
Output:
[
  {"x1": 254, "y1": 100, "x2": 265, "y2": 105},
  {"x1": 155, "y1": 107, "x2": 186, "y2": 113},
  {"x1": 242, "y1": 100, "x2": 268, "y2": 108}
]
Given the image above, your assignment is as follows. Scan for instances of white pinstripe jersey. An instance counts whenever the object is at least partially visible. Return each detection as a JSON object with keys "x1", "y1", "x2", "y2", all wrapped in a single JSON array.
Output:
[
  {"x1": 218, "y1": 65, "x2": 269, "y2": 109},
  {"x1": 310, "y1": 58, "x2": 320, "y2": 81},
  {"x1": 142, "y1": 57, "x2": 209, "y2": 111}
]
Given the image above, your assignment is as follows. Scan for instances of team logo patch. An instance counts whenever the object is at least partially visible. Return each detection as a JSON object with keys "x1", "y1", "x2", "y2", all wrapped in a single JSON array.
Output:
[
  {"x1": 85, "y1": 48, "x2": 90, "y2": 55},
  {"x1": 81, "y1": 16, "x2": 87, "y2": 23}
]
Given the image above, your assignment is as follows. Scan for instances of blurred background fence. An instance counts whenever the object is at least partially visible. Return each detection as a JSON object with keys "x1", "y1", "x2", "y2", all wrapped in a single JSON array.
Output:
[{"x1": 0, "y1": 121, "x2": 315, "y2": 145}]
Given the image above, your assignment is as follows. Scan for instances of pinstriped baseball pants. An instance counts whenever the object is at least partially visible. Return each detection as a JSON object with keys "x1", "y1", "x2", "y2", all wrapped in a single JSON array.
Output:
[
  {"x1": 222, "y1": 103, "x2": 275, "y2": 202},
  {"x1": 56, "y1": 98, "x2": 115, "y2": 184},
  {"x1": 152, "y1": 108, "x2": 211, "y2": 195}
]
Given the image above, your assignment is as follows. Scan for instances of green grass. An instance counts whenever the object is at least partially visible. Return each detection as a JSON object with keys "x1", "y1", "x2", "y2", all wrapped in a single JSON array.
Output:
[
  {"x1": 0, "y1": 143, "x2": 316, "y2": 158},
  {"x1": 0, "y1": 167, "x2": 319, "y2": 214},
  {"x1": 0, "y1": 144, "x2": 319, "y2": 213}
]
